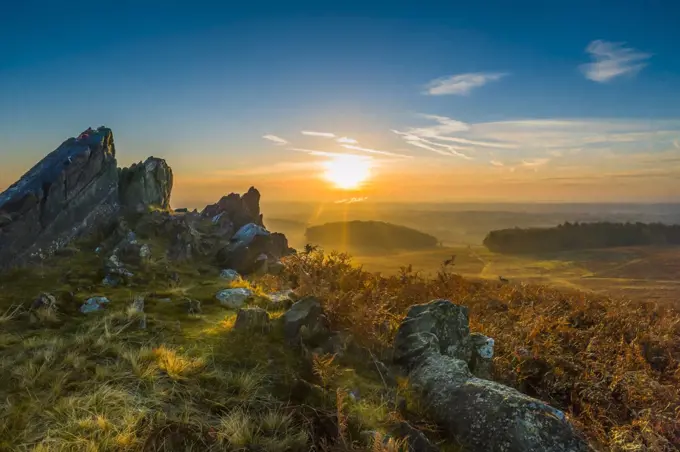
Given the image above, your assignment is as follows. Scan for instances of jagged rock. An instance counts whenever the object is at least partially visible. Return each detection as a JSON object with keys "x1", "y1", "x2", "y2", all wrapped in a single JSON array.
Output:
[
  {"x1": 80, "y1": 296, "x2": 110, "y2": 314},
  {"x1": 201, "y1": 187, "x2": 263, "y2": 231},
  {"x1": 216, "y1": 223, "x2": 293, "y2": 275},
  {"x1": 282, "y1": 296, "x2": 330, "y2": 345},
  {"x1": 219, "y1": 269, "x2": 241, "y2": 283},
  {"x1": 393, "y1": 300, "x2": 588, "y2": 452},
  {"x1": 216, "y1": 288, "x2": 253, "y2": 309},
  {"x1": 234, "y1": 307, "x2": 271, "y2": 332},
  {"x1": 118, "y1": 157, "x2": 173, "y2": 211},
  {"x1": 0, "y1": 127, "x2": 118, "y2": 269}
]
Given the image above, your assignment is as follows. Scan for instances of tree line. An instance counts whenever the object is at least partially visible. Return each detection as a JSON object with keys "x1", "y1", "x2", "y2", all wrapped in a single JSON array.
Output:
[{"x1": 483, "y1": 221, "x2": 680, "y2": 253}]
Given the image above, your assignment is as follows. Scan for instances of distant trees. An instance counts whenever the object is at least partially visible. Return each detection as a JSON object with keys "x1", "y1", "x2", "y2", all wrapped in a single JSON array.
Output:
[
  {"x1": 305, "y1": 220, "x2": 439, "y2": 251},
  {"x1": 483, "y1": 221, "x2": 680, "y2": 254}
]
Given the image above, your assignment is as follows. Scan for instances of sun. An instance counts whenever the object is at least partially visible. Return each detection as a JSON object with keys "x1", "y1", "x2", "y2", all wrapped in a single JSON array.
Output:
[{"x1": 322, "y1": 154, "x2": 372, "y2": 190}]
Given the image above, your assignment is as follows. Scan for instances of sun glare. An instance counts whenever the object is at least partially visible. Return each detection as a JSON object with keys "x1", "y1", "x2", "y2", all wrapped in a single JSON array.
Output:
[{"x1": 322, "y1": 154, "x2": 372, "y2": 190}]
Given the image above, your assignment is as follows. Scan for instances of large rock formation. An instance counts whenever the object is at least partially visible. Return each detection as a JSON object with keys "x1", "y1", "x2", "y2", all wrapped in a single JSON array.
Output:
[
  {"x1": 394, "y1": 300, "x2": 589, "y2": 452},
  {"x1": 0, "y1": 127, "x2": 118, "y2": 268},
  {"x1": 118, "y1": 157, "x2": 173, "y2": 211},
  {"x1": 201, "y1": 186, "x2": 263, "y2": 230}
]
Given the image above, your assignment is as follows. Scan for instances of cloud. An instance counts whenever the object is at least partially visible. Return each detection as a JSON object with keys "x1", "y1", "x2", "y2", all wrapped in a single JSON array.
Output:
[
  {"x1": 335, "y1": 197, "x2": 368, "y2": 204},
  {"x1": 302, "y1": 131, "x2": 336, "y2": 138},
  {"x1": 337, "y1": 137, "x2": 358, "y2": 144},
  {"x1": 340, "y1": 144, "x2": 413, "y2": 158},
  {"x1": 424, "y1": 72, "x2": 508, "y2": 95},
  {"x1": 580, "y1": 40, "x2": 651, "y2": 82},
  {"x1": 490, "y1": 160, "x2": 504, "y2": 167},
  {"x1": 290, "y1": 148, "x2": 372, "y2": 160},
  {"x1": 522, "y1": 158, "x2": 550, "y2": 167},
  {"x1": 262, "y1": 134, "x2": 288, "y2": 145}
]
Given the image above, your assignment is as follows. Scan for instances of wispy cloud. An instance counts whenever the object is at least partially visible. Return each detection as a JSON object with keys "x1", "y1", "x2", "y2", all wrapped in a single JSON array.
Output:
[
  {"x1": 302, "y1": 131, "x2": 336, "y2": 138},
  {"x1": 335, "y1": 197, "x2": 368, "y2": 204},
  {"x1": 580, "y1": 40, "x2": 651, "y2": 82},
  {"x1": 490, "y1": 160, "x2": 504, "y2": 167},
  {"x1": 337, "y1": 137, "x2": 358, "y2": 144},
  {"x1": 290, "y1": 148, "x2": 373, "y2": 160},
  {"x1": 341, "y1": 144, "x2": 413, "y2": 158},
  {"x1": 521, "y1": 158, "x2": 550, "y2": 168},
  {"x1": 262, "y1": 134, "x2": 288, "y2": 145},
  {"x1": 424, "y1": 72, "x2": 508, "y2": 96}
]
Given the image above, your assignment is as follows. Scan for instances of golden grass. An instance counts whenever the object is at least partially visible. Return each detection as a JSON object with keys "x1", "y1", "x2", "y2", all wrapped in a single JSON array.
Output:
[{"x1": 285, "y1": 249, "x2": 680, "y2": 451}]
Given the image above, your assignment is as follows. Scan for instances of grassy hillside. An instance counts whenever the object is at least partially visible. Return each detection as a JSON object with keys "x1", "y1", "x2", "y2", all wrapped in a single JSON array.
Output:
[
  {"x1": 305, "y1": 221, "x2": 439, "y2": 252},
  {"x1": 0, "y1": 236, "x2": 678, "y2": 450}
]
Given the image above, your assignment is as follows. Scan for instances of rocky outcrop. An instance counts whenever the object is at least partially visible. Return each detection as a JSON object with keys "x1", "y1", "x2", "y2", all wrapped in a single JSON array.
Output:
[
  {"x1": 394, "y1": 300, "x2": 588, "y2": 452},
  {"x1": 201, "y1": 186, "x2": 263, "y2": 230},
  {"x1": 216, "y1": 223, "x2": 294, "y2": 275},
  {"x1": 118, "y1": 157, "x2": 173, "y2": 211},
  {"x1": 0, "y1": 127, "x2": 118, "y2": 269}
]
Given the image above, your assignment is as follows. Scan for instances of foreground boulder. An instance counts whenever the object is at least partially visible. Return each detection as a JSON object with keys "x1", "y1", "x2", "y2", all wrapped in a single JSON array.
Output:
[
  {"x1": 118, "y1": 156, "x2": 173, "y2": 211},
  {"x1": 394, "y1": 300, "x2": 588, "y2": 452},
  {"x1": 0, "y1": 127, "x2": 118, "y2": 269},
  {"x1": 216, "y1": 223, "x2": 293, "y2": 274}
]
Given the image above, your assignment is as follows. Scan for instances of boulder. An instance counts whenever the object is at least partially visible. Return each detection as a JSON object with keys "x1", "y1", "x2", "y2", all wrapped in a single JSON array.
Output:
[
  {"x1": 80, "y1": 296, "x2": 110, "y2": 314},
  {"x1": 200, "y1": 187, "x2": 263, "y2": 231},
  {"x1": 219, "y1": 269, "x2": 241, "y2": 283},
  {"x1": 216, "y1": 223, "x2": 293, "y2": 275},
  {"x1": 118, "y1": 157, "x2": 173, "y2": 211},
  {"x1": 216, "y1": 288, "x2": 253, "y2": 309},
  {"x1": 0, "y1": 127, "x2": 118, "y2": 269},
  {"x1": 393, "y1": 300, "x2": 588, "y2": 452},
  {"x1": 234, "y1": 307, "x2": 271, "y2": 332},
  {"x1": 282, "y1": 296, "x2": 330, "y2": 345}
]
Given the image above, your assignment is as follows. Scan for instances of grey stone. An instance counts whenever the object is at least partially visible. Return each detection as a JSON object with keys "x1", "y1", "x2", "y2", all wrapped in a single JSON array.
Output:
[
  {"x1": 184, "y1": 298, "x2": 201, "y2": 314},
  {"x1": 393, "y1": 300, "x2": 589, "y2": 452},
  {"x1": 80, "y1": 297, "x2": 110, "y2": 314},
  {"x1": 234, "y1": 307, "x2": 271, "y2": 332},
  {"x1": 215, "y1": 288, "x2": 253, "y2": 309},
  {"x1": 219, "y1": 269, "x2": 241, "y2": 283},
  {"x1": 139, "y1": 244, "x2": 151, "y2": 259},
  {"x1": 118, "y1": 157, "x2": 173, "y2": 211},
  {"x1": 0, "y1": 127, "x2": 119, "y2": 269}
]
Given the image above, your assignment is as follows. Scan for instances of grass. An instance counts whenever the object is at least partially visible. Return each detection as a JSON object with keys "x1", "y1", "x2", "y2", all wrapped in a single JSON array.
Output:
[
  {"x1": 285, "y1": 248, "x2": 680, "y2": 451},
  {"x1": 0, "y1": 235, "x2": 433, "y2": 451}
]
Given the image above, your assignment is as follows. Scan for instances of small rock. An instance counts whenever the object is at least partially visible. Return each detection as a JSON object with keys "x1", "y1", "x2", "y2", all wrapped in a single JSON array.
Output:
[
  {"x1": 282, "y1": 296, "x2": 326, "y2": 342},
  {"x1": 94, "y1": 246, "x2": 102, "y2": 255},
  {"x1": 31, "y1": 293, "x2": 57, "y2": 311},
  {"x1": 127, "y1": 231, "x2": 138, "y2": 245},
  {"x1": 216, "y1": 288, "x2": 253, "y2": 309},
  {"x1": 80, "y1": 297, "x2": 110, "y2": 314},
  {"x1": 184, "y1": 298, "x2": 201, "y2": 314},
  {"x1": 139, "y1": 244, "x2": 151, "y2": 259},
  {"x1": 267, "y1": 289, "x2": 295, "y2": 309},
  {"x1": 469, "y1": 332, "x2": 494, "y2": 379},
  {"x1": 219, "y1": 269, "x2": 241, "y2": 283},
  {"x1": 234, "y1": 307, "x2": 271, "y2": 332},
  {"x1": 102, "y1": 275, "x2": 119, "y2": 287}
]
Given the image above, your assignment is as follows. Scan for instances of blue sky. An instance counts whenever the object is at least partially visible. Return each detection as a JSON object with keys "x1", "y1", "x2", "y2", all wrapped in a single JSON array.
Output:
[{"x1": 1, "y1": 0, "x2": 680, "y2": 204}]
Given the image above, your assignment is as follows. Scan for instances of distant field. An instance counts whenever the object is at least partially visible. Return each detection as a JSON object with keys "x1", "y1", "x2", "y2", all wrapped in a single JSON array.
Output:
[{"x1": 349, "y1": 245, "x2": 680, "y2": 305}]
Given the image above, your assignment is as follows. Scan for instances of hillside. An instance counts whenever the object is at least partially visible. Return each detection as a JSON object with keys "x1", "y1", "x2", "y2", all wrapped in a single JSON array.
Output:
[
  {"x1": 484, "y1": 221, "x2": 680, "y2": 254},
  {"x1": 306, "y1": 221, "x2": 439, "y2": 252},
  {"x1": 0, "y1": 128, "x2": 678, "y2": 451}
]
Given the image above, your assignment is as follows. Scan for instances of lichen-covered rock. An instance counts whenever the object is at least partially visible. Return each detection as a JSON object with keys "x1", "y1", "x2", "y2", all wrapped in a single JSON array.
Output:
[
  {"x1": 219, "y1": 269, "x2": 241, "y2": 283},
  {"x1": 234, "y1": 307, "x2": 271, "y2": 332},
  {"x1": 393, "y1": 300, "x2": 588, "y2": 452},
  {"x1": 0, "y1": 127, "x2": 118, "y2": 269},
  {"x1": 282, "y1": 296, "x2": 330, "y2": 345},
  {"x1": 118, "y1": 157, "x2": 173, "y2": 211},
  {"x1": 201, "y1": 187, "x2": 263, "y2": 231},
  {"x1": 469, "y1": 332, "x2": 494, "y2": 379},
  {"x1": 80, "y1": 296, "x2": 110, "y2": 314},
  {"x1": 216, "y1": 288, "x2": 253, "y2": 309}
]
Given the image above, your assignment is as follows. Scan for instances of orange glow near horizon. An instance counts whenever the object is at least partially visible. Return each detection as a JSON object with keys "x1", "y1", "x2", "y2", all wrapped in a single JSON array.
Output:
[{"x1": 322, "y1": 154, "x2": 372, "y2": 190}]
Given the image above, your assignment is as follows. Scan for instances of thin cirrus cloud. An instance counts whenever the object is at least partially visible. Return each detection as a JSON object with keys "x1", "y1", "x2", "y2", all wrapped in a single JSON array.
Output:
[
  {"x1": 490, "y1": 160, "x2": 504, "y2": 167},
  {"x1": 580, "y1": 40, "x2": 652, "y2": 82},
  {"x1": 340, "y1": 144, "x2": 413, "y2": 158},
  {"x1": 337, "y1": 137, "x2": 358, "y2": 144},
  {"x1": 424, "y1": 72, "x2": 508, "y2": 96},
  {"x1": 262, "y1": 134, "x2": 288, "y2": 145},
  {"x1": 301, "y1": 131, "x2": 336, "y2": 138}
]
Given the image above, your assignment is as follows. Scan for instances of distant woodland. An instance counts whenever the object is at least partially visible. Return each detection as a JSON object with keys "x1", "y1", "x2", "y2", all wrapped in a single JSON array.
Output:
[
  {"x1": 484, "y1": 222, "x2": 680, "y2": 253},
  {"x1": 305, "y1": 220, "x2": 439, "y2": 251}
]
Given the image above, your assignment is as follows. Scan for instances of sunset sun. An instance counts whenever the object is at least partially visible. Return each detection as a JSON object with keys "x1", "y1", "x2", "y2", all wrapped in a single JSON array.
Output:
[{"x1": 322, "y1": 154, "x2": 372, "y2": 189}]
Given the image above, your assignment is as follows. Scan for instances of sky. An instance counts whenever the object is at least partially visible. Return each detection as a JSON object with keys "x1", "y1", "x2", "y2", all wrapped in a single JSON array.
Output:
[{"x1": 1, "y1": 0, "x2": 680, "y2": 206}]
